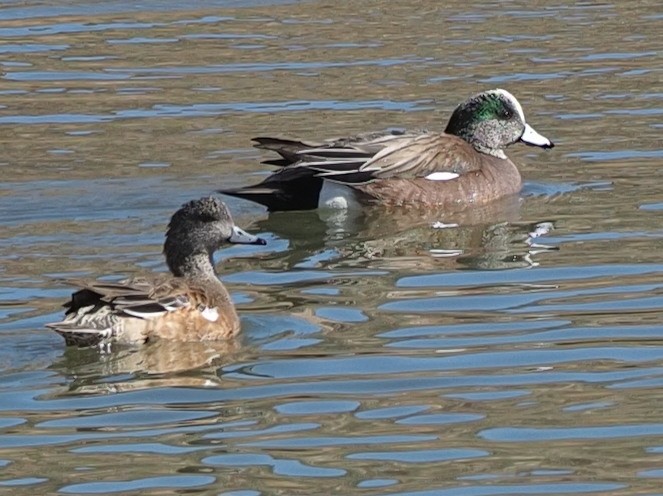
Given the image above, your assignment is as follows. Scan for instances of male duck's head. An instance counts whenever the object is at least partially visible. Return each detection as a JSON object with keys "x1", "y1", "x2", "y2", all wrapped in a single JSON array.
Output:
[{"x1": 445, "y1": 89, "x2": 554, "y2": 159}]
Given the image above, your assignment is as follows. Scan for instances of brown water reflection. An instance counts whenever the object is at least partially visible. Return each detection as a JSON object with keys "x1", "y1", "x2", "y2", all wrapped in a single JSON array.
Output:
[{"x1": 1, "y1": 0, "x2": 663, "y2": 494}]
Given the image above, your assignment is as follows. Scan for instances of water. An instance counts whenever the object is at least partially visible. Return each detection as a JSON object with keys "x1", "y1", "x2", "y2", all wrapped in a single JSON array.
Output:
[{"x1": 1, "y1": 0, "x2": 662, "y2": 494}]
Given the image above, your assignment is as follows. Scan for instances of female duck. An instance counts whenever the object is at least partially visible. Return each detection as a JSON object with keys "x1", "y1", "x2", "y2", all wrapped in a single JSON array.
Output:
[{"x1": 47, "y1": 197, "x2": 266, "y2": 348}]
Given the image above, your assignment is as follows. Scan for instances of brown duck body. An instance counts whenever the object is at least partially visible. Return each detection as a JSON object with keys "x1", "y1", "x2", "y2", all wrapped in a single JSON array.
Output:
[
  {"x1": 261, "y1": 132, "x2": 521, "y2": 208},
  {"x1": 220, "y1": 89, "x2": 553, "y2": 211},
  {"x1": 50, "y1": 275, "x2": 240, "y2": 347}
]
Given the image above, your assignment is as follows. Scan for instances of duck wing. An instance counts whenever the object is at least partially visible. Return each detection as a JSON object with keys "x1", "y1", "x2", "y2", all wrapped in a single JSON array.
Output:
[
  {"x1": 45, "y1": 277, "x2": 200, "y2": 346},
  {"x1": 307, "y1": 133, "x2": 482, "y2": 184},
  {"x1": 252, "y1": 128, "x2": 427, "y2": 166}
]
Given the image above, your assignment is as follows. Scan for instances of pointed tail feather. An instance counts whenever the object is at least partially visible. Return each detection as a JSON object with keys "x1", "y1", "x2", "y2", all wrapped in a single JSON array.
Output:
[
  {"x1": 252, "y1": 137, "x2": 322, "y2": 165},
  {"x1": 45, "y1": 322, "x2": 112, "y2": 347},
  {"x1": 219, "y1": 184, "x2": 320, "y2": 211},
  {"x1": 219, "y1": 173, "x2": 324, "y2": 211}
]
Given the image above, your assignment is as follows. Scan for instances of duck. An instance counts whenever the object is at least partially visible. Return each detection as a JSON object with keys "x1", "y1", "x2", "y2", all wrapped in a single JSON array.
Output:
[
  {"x1": 219, "y1": 89, "x2": 554, "y2": 211},
  {"x1": 46, "y1": 197, "x2": 266, "y2": 349}
]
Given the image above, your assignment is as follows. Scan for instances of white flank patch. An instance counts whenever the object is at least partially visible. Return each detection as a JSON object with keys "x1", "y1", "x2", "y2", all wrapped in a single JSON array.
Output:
[
  {"x1": 425, "y1": 172, "x2": 460, "y2": 181},
  {"x1": 319, "y1": 181, "x2": 360, "y2": 209},
  {"x1": 201, "y1": 307, "x2": 219, "y2": 322},
  {"x1": 432, "y1": 221, "x2": 459, "y2": 229}
]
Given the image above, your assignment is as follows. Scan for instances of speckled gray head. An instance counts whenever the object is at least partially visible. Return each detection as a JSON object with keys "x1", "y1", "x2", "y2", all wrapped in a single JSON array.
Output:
[
  {"x1": 445, "y1": 88, "x2": 554, "y2": 159},
  {"x1": 164, "y1": 197, "x2": 266, "y2": 277}
]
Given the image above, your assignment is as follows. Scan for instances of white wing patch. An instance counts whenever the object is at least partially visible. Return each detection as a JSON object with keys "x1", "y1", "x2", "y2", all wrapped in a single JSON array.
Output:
[
  {"x1": 201, "y1": 307, "x2": 219, "y2": 322},
  {"x1": 425, "y1": 172, "x2": 460, "y2": 181},
  {"x1": 123, "y1": 308, "x2": 168, "y2": 319}
]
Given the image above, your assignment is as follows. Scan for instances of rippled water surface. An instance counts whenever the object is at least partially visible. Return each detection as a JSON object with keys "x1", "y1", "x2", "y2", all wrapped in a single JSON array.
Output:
[{"x1": 1, "y1": 0, "x2": 663, "y2": 494}]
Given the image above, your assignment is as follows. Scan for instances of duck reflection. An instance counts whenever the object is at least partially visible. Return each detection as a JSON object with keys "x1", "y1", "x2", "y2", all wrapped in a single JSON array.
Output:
[
  {"x1": 248, "y1": 195, "x2": 557, "y2": 272},
  {"x1": 54, "y1": 339, "x2": 242, "y2": 391}
]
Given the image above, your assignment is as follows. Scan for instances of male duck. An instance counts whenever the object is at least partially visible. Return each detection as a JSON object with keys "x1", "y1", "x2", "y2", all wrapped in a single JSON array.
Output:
[
  {"x1": 46, "y1": 197, "x2": 266, "y2": 348},
  {"x1": 220, "y1": 89, "x2": 554, "y2": 211}
]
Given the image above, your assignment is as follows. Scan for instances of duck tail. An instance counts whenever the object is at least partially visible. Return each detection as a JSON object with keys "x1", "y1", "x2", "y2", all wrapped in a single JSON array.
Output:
[
  {"x1": 45, "y1": 322, "x2": 111, "y2": 348},
  {"x1": 219, "y1": 165, "x2": 324, "y2": 211}
]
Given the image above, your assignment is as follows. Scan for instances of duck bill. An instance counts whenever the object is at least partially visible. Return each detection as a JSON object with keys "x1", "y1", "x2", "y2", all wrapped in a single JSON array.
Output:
[
  {"x1": 520, "y1": 123, "x2": 554, "y2": 149},
  {"x1": 229, "y1": 225, "x2": 267, "y2": 245}
]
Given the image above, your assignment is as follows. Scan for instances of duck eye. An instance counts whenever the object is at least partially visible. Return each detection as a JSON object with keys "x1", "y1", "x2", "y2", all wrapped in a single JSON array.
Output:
[
  {"x1": 198, "y1": 213, "x2": 218, "y2": 223},
  {"x1": 501, "y1": 108, "x2": 513, "y2": 119}
]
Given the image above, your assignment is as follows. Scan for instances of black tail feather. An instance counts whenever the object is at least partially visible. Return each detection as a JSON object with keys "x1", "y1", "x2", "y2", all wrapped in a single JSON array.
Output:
[{"x1": 219, "y1": 171, "x2": 324, "y2": 211}]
